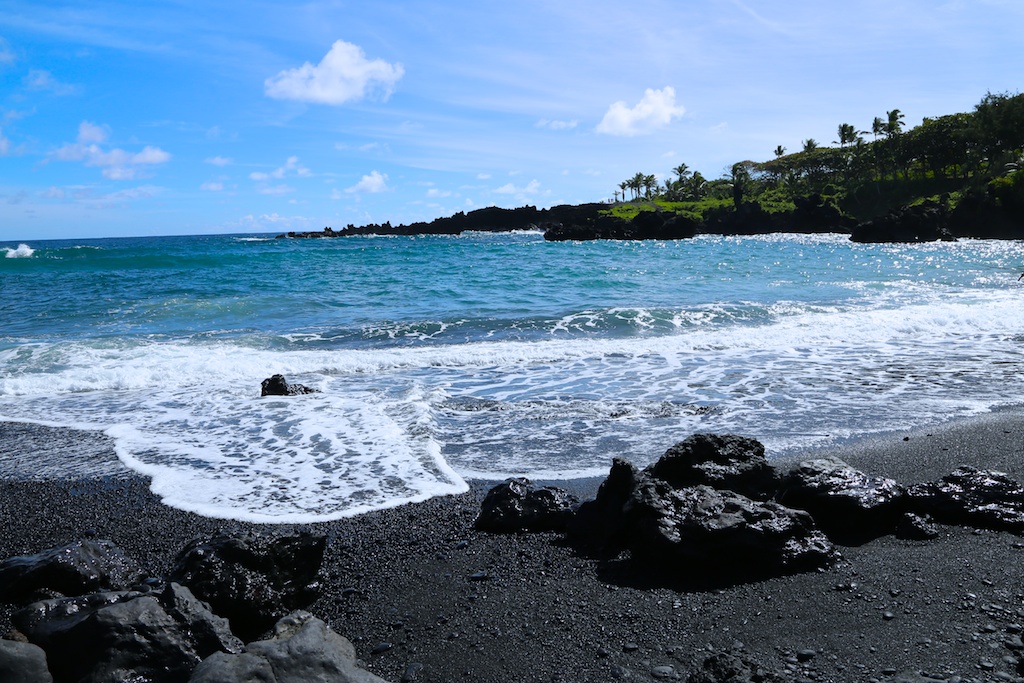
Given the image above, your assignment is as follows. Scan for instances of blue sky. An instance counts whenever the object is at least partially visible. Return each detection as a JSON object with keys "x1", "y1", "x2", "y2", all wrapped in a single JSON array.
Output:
[{"x1": 1, "y1": 0, "x2": 1022, "y2": 240}]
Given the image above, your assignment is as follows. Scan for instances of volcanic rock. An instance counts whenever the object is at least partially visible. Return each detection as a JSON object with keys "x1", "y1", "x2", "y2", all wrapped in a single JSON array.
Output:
[
  {"x1": 169, "y1": 532, "x2": 326, "y2": 641},
  {"x1": 778, "y1": 456, "x2": 906, "y2": 543},
  {"x1": 189, "y1": 611, "x2": 390, "y2": 683},
  {"x1": 475, "y1": 478, "x2": 578, "y2": 533},
  {"x1": 0, "y1": 539, "x2": 143, "y2": 605}
]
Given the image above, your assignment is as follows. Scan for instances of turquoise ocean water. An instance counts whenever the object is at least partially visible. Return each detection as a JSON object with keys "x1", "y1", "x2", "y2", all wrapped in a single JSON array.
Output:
[{"x1": 2, "y1": 231, "x2": 1024, "y2": 521}]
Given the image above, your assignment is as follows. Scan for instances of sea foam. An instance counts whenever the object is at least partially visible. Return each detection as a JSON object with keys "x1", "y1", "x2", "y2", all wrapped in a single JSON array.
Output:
[{"x1": 4, "y1": 244, "x2": 34, "y2": 258}]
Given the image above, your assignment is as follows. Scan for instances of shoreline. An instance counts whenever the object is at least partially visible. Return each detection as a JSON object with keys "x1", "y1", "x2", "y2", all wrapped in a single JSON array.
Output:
[{"x1": 3, "y1": 414, "x2": 1024, "y2": 681}]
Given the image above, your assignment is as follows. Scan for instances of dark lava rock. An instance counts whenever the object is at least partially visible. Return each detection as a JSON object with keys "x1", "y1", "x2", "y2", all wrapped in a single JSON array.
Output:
[
  {"x1": 260, "y1": 374, "x2": 319, "y2": 396},
  {"x1": 645, "y1": 433, "x2": 780, "y2": 500},
  {"x1": 0, "y1": 639, "x2": 53, "y2": 683},
  {"x1": 475, "y1": 478, "x2": 579, "y2": 532},
  {"x1": 907, "y1": 467, "x2": 1024, "y2": 532},
  {"x1": 850, "y1": 201, "x2": 955, "y2": 243},
  {"x1": 0, "y1": 539, "x2": 143, "y2": 605},
  {"x1": 626, "y1": 481, "x2": 839, "y2": 581},
  {"x1": 777, "y1": 456, "x2": 906, "y2": 543},
  {"x1": 189, "y1": 611, "x2": 389, "y2": 683},
  {"x1": 567, "y1": 457, "x2": 640, "y2": 552},
  {"x1": 686, "y1": 648, "x2": 785, "y2": 683},
  {"x1": 13, "y1": 582, "x2": 242, "y2": 683},
  {"x1": 169, "y1": 531, "x2": 326, "y2": 642},
  {"x1": 895, "y1": 511, "x2": 941, "y2": 540}
]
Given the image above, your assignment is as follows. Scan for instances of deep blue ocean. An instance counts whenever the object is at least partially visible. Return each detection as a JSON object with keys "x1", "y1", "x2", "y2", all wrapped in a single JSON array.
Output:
[{"x1": 3, "y1": 231, "x2": 1024, "y2": 521}]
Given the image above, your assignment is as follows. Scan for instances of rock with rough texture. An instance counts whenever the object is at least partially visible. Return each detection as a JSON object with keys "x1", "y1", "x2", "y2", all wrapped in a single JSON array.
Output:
[
  {"x1": 475, "y1": 478, "x2": 579, "y2": 532},
  {"x1": 625, "y1": 481, "x2": 839, "y2": 581},
  {"x1": 189, "y1": 611, "x2": 390, "y2": 683},
  {"x1": 169, "y1": 532, "x2": 326, "y2": 641},
  {"x1": 850, "y1": 201, "x2": 955, "y2": 243},
  {"x1": 895, "y1": 511, "x2": 941, "y2": 540},
  {"x1": 567, "y1": 458, "x2": 640, "y2": 552},
  {"x1": 260, "y1": 374, "x2": 319, "y2": 396},
  {"x1": 907, "y1": 467, "x2": 1024, "y2": 532},
  {"x1": 0, "y1": 639, "x2": 53, "y2": 683},
  {"x1": 686, "y1": 648, "x2": 784, "y2": 683},
  {"x1": 778, "y1": 457, "x2": 906, "y2": 542},
  {"x1": 0, "y1": 539, "x2": 143, "y2": 605},
  {"x1": 645, "y1": 433, "x2": 780, "y2": 500},
  {"x1": 13, "y1": 582, "x2": 242, "y2": 683}
]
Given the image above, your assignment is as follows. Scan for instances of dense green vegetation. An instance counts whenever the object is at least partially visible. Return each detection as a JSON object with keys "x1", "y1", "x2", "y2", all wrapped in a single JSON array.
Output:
[{"x1": 611, "y1": 91, "x2": 1024, "y2": 227}]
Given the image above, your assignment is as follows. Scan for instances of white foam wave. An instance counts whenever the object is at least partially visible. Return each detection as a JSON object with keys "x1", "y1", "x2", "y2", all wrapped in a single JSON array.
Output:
[
  {"x1": 3, "y1": 286, "x2": 1023, "y2": 520},
  {"x1": 4, "y1": 244, "x2": 34, "y2": 258}
]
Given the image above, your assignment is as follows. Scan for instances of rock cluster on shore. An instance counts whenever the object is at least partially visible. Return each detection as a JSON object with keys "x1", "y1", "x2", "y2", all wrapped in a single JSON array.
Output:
[
  {"x1": 0, "y1": 533, "x2": 386, "y2": 683},
  {"x1": 479, "y1": 433, "x2": 1024, "y2": 589}
]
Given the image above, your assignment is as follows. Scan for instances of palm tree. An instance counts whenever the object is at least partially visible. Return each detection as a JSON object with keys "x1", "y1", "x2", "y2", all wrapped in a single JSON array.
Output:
[
  {"x1": 774, "y1": 145, "x2": 786, "y2": 158},
  {"x1": 885, "y1": 109, "x2": 905, "y2": 138},
  {"x1": 642, "y1": 174, "x2": 658, "y2": 199},
  {"x1": 835, "y1": 123, "x2": 859, "y2": 147},
  {"x1": 871, "y1": 117, "x2": 885, "y2": 140},
  {"x1": 673, "y1": 163, "x2": 691, "y2": 183},
  {"x1": 802, "y1": 139, "x2": 818, "y2": 153},
  {"x1": 630, "y1": 172, "x2": 645, "y2": 200},
  {"x1": 618, "y1": 181, "x2": 629, "y2": 202}
]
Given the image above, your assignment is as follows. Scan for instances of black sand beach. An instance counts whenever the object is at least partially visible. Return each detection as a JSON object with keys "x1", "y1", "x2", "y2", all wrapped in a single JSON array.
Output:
[{"x1": 3, "y1": 415, "x2": 1024, "y2": 682}]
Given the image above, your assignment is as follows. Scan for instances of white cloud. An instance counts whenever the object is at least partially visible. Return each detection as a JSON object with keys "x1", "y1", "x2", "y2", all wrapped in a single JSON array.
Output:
[
  {"x1": 51, "y1": 121, "x2": 171, "y2": 179},
  {"x1": 77, "y1": 121, "x2": 108, "y2": 144},
  {"x1": 0, "y1": 39, "x2": 14, "y2": 65},
  {"x1": 258, "y1": 184, "x2": 294, "y2": 196},
  {"x1": 494, "y1": 179, "x2": 541, "y2": 200},
  {"x1": 0, "y1": 129, "x2": 8, "y2": 156},
  {"x1": 477, "y1": 173, "x2": 492, "y2": 180},
  {"x1": 200, "y1": 182, "x2": 224, "y2": 191},
  {"x1": 24, "y1": 69, "x2": 78, "y2": 96},
  {"x1": 596, "y1": 87, "x2": 686, "y2": 136},
  {"x1": 426, "y1": 188, "x2": 452, "y2": 198},
  {"x1": 346, "y1": 170, "x2": 388, "y2": 193},
  {"x1": 205, "y1": 156, "x2": 232, "y2": 166},
  {"x1": 42, "y1": 186, "x2": 65, "y2": 199},
  {"x1": 251, "y1": 156, "x2": 310, "y2": 182},
  {"x1": 536, "y1": 119, "x2": 578, "y2": 130},
  {"x1": 330, "y1": 188, "x2": 343, "y2": 200},
  {"x1": 264, "y1": 40, "x2": 404, "y2": 105}
]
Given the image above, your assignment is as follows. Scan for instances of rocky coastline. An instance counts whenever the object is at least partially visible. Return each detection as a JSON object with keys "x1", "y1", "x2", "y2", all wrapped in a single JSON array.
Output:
[
  {"x1": 273, "y1": 190, "x2": 1024, "y2": 244},
  {"x1": 5, "y1": 412, "x2": 1024, "y2": 681}
]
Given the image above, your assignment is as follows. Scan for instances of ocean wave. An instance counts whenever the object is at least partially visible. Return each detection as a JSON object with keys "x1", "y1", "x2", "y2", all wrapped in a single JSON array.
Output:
[{"x1": 4, "y1": 244, "x2": 34, "y2": 258}]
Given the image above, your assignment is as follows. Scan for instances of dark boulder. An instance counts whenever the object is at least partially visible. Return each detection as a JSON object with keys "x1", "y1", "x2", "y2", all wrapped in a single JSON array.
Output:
[
  {"x1": 260, "y1": 374, "x2": 319, "y2": 396},
  {"x1": 645, "y1": 433, "x2": 780, "y2": 500},
  {"x1": 567, "y1": 457, "x2": 640, "y2": 552},
  {"x1": 169, "y1": 532, "x2": 326, "y2": 641},
  {"x1": 12, "y1": 582, "x2": 242, "y2": 683},
  {"x1": 895, "y1": 511, "x2": 941, "y2": 540},
  {"x1": 777, "y1": 457, "x2": 906, "y2": 543},
  {"x1": 850, "y1": 202, "x2": 955, "y2": 243},
  {"x1": 624, "y1": 481, "x2": 839, "y2": 581},
  {"x1": 686, "y1": 647, "x2": 785, "y2": 683},
  {"x1": 189, "y1": 611, "x2": 390, "y2": 683},
  {"x1": 907, "y1": 467, "x2": 1024, "y2": 532},
  {"x1": 0, "y1": 640, "x2": 53, "y2": 683},
  {"x1": 474, "y1": 478, "x2": 578, "y2": 532},
  {"x1": 0, "y1": 539, "x2": 143, "y2": 605}
]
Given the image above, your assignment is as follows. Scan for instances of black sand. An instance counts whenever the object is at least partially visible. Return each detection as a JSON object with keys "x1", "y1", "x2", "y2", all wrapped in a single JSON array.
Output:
[{"x1": 3, "y1": 415, "x2": 1024, "y2": 682}]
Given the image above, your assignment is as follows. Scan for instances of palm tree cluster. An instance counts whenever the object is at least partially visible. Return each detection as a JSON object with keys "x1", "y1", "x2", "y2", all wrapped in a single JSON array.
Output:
[{"x1": 610, "y1": 91, "x2": 1024, "y2": 219}]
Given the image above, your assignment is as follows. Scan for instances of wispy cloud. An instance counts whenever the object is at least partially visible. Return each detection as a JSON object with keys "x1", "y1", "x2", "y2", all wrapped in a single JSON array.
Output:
[
  {"x1": 536, "y1": 119, "x2": 578, "y2": 130},
  {"x1": 249, "y1": 155, "x2": 310, "y2": 181},
  {"x1": 265, "y1": 40, "x2": 404, "y2": 105},
  {"x1": 24, "y1": 69, "x2": 78, "y2": 96},
  {"x1": 200, "y1": 181, "x2": 224, "y2": 191},
  {"x1": 205, "y1": 155, "x2": 232, "y2": 166},
  {"x1": 346, "y1": 170, "x2": 389, "y2": 193},
  {"x1": 596, "y1": 87, "x2": 686, "y2": 136},
  {"x1": 50, "y1": 121, "x2": 171, "y2": 179},
  {"x1": 0, "y1": 38, "x2": 15, "y2": 65}
]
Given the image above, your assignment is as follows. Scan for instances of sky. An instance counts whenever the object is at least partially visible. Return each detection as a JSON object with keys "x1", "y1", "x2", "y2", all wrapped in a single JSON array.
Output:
[{"x1": 1, "y1": 0, "x2": 1022, "y2": 241}]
